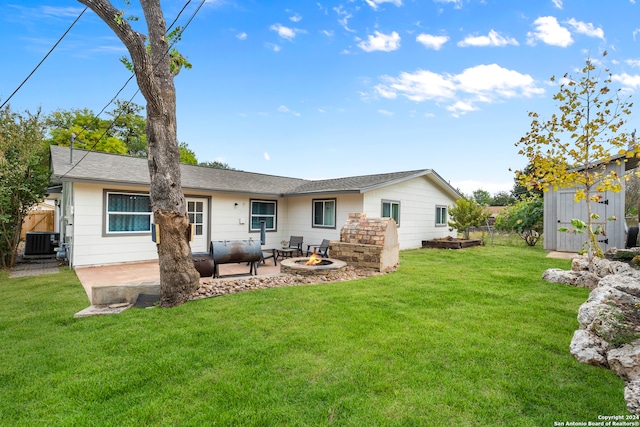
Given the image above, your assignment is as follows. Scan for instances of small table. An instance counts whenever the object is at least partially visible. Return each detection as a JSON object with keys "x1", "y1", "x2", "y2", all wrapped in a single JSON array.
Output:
[{"x1": 277, "y1": 248, "x2": 297, "y2": 260}]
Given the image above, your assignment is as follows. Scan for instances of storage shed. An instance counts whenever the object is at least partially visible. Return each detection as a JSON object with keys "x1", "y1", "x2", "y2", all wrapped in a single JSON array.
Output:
[{"x1": 543, "y1": 154, "x2": 640, "y2": 253}]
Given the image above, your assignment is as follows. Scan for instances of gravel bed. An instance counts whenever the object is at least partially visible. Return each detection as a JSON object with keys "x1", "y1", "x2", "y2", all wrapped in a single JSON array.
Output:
[{"x1": 190, "y1": 266, "x2": 384, "y2": 300}]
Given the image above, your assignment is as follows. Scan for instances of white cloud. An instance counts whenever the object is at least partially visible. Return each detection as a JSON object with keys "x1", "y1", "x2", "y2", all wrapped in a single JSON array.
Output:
[
  {"x1": 269, "y1": 23, "x2": 305, "y2": 41},
  {"x1": 455, "y1": 64, "x2": 543, "y2": 98},
  {"x1": 265, "y1": 43, "x2": 281, "y2": 52},
  {"x1": 378, "y1": 109, "x2": 395, "y2": 116},
  {"x1": 321, "y1": 29, "x2": 334, "y2": 37},
  {"x1": 612, "y1": 73, "x2": 640, "y2": 89},
  {"x1": 433, "y1": 0, "x2": 462, "y2": 9},
  {"x1": 365, "y1": 0, "x2": 403, "y2": 10},
  {"x1": 626, "y1": 59, "x2": 640, "y2": 67},
  {"x1": 236, "y1": 32, "x2": 247, "y2": 40},
  {"x1": 416, "y1": 33, "x2": 449, "y2": 50},
  {"x1": 527, "y1": 16, "x2": 573, "y2": 47},
  {"x1": 446, "y1": 101, "x2": 479, "y2": 117},
  {"x1": 277, "y1": 105, "x2": 301, "y2": 116},
  {"x1": 263, "y1": 152, "x2": 271, "y2": 161},
  {"x1": 565, "y1": 18, "x2": 604, "y2": 39},
  {"x1": 552, "y1": 0, "x2": 563, "y2": 8},
  {"x1": 374, "y1": 64, "x2": 544, "y2": 116},
  {"x1": 358, "y1": 31, "x2": 401, "y2": 52},
  {"x1": 334, "y1": 5, "x2": 355, "y2": 32},
  {"x1": 289, "y1": 12, "x2": 302, "y2": 22},
  {"x1": 457, "y1": 30, "x2": 519, "y2": 47},
  {"x1": 376, "y1": 70, "x2": 456, "y2": 101}
]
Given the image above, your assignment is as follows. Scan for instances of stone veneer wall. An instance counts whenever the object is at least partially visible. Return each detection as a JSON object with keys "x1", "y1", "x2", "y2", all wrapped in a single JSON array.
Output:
[{"x1": 330, "y1": 213, "x2": 399, "y2": 273}]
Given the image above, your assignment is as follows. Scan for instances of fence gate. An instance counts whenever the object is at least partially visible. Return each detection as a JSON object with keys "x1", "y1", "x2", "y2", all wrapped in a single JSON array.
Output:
[{"x1": 20, "y1": 210, "x2": 54, "y2": 240}]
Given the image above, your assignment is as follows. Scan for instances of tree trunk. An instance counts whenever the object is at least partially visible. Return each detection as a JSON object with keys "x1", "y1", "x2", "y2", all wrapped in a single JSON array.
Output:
[{"x1": 79, "y1": 0, "x2": 200, "y2": 307}]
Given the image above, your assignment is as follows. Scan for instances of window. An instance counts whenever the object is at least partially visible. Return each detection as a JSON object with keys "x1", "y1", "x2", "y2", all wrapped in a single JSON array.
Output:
[
  {"x1": 106, "y1": 192, "x2": 152, "y2": 234},
  {"x1": 436, "y1": 206, "x2": 447, "y2": 226},
  {"x1": 250, "y1": 200, "x2": 277, "y2": 231},
  {"x1": 381, "y1": 200, "x2": 400, "y2": 226},
  {"x1": 187, "y1": 200, "x2": 204, "y2": 236},
  {"x1": 313, "y1": 199, "x2": 336, "y2": 228}
]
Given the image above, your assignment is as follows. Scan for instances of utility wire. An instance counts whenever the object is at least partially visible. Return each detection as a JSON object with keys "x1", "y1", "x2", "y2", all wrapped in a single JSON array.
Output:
[
  {"x1": 0, "y1": 7, "x2": 89, "y2": 110},
  {"x1": 60, "y1": 0, "x2": 206, "y2": 178}
]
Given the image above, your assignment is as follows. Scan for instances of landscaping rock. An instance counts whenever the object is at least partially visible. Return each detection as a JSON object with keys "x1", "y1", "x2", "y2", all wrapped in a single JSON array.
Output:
[
  {"x1": 189, "y1": 266, "x2": 381, "y2": 300},
  {"x1": 569, "y1": 329, "x2": 609, "y2": 367},
  {"x1": 542, "y1": 268, "x2": 599, "y2": 289},
  {"x1": 608, "y1": 343, "x2": 640, "y2": 382},
  {"x1": 545, "y1": 253, "x2": 640, "y2": 414},
  {"x1": 626, "y1": 380, "x2": 640, "y2": 415}
]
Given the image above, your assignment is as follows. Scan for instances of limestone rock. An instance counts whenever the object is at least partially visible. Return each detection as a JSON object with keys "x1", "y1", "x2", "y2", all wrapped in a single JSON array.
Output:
[
  {"x1": 608, "y1": 344, "x2": 640, "y2": 382},
  {"x1": 625, "y1": 380, "x2": 640, "y2": 415},
  {"x1": 570, "y1": 329, "x2": 610, "y2": 367},
  {"x1": 572, "y1": 256, "x2": 633, "y2": 277},
  {"x1": 542, "y1": 268, "x2": 600, "y2": 289}
]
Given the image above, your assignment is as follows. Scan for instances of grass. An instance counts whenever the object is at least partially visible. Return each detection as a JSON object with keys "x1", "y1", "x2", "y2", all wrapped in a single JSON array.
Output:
[{"x1": 0, "y1": 236, "x2": 627, "y2": 426}]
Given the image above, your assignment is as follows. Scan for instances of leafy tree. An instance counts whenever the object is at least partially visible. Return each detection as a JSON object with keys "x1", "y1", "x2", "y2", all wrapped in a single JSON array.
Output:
[
  {"x1": 494, "y1": 196, "x2": 544, "y2": 246},
  {"x1": 516, "y1": 53, "x2": 633, "y2": 266},
  {"x1": 512, "y1": 163, "x2": 544, "y2": 200},
  {"x1": 199, "y1": 160, "x2": 234, "y2": 170},
  {"x1": 491, "y1": 191, "x2": 516, "y2": 206},
  {"x1": 178, "y1": 142, "x2": 198, "y2": 165},
  {"x1": 47, "y1": 108, "x2": 127, "y2": 154},
  {"x1": 107, "y1": 100, "x2": 147, "y2": 157},
  {"x1": 472, "y1": 189, "x2": 492, "y2": 206},
  {"x1": 50, "y1": 102, "x2": 200, "y2": 164},
  {"x1": 448, "y1": 197, "x2": 490, "y2": 240},
  {"x1": 625, "y1": 171, "x2": 640, "y2": 218},
  {"x1": 0, "y1": 106, "x2": 50, "y2": 268},
  {"x1": 80, "y1": 0, "x2": 200, "y2": 307}
]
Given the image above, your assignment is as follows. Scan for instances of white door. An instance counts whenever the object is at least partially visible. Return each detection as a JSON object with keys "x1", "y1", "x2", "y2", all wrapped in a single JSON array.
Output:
[{"x1": 187, "y1": 198, "x2": 208, "y2": 253}]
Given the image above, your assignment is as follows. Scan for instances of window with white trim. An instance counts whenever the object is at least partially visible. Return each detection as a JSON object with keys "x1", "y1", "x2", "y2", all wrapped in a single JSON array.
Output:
[
  {"x1": 436, "y1": 205, "x2": 447, "y2": 226},
  {"x1": 250, "y1": 200, "x2": 277, "y2": 231},
  {"x1": 106, "y1": 192, "x2": 152, "y2": 234},
  {"x1": 187, "y1": 200, "x2": 204, "y2": 236},
  {"x1": 381, "y1": 200, "x2": 400, "y2": 226},
  {"x1": 313, "y1": 199, "x2": 336, "y2": 228}
]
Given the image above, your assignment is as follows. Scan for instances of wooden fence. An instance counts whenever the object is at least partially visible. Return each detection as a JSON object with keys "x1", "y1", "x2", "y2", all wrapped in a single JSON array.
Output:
[{"x1": 20, "y1": 210, "x2": 54, "y2": 239}]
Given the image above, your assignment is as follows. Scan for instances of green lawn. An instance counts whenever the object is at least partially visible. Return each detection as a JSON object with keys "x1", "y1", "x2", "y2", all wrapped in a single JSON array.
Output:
[{"x1": 0, "y1": 238, "x2": 627, "y2": 426}]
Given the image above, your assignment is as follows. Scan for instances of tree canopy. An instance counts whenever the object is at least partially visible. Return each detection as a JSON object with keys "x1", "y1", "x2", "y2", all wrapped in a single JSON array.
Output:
[
  {"x1": 0, "y1": 106, "x2": 50, "y2": 268},
  {"x1": 46, "y1": 101, "x2": 202, "y2": 165},
  {"x1": 515, "y1": 53, "x2": 634, "y2": 263},
  {"x1": 448, "y1": 197, "x2": 490, "y2": 240}
]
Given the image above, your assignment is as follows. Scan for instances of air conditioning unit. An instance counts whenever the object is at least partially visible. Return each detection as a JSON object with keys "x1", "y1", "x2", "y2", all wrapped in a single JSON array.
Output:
[{"x1": 24, "y1": 232, "x2": 60, "y2": 256}]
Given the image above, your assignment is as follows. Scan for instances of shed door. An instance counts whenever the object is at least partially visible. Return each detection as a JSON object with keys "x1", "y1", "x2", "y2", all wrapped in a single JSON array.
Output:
[
  {"x1": 557, "y1": 190, "x2": 610, "y2": 253},
  {"x1": 187, "y1": 198, "x2": 208, "y2": 253}
]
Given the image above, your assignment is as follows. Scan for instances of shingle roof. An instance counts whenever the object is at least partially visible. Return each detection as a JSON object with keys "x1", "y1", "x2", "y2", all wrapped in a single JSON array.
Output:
[
  {"x1": 287, "y1": 170, "x2": 436, "y2": 195},
  {"x1": 50, "y1": 145, "x2": 306, "y2": 196},
  {"x1": 49, "y1": 145, "x2": 461, "y2": 198}
]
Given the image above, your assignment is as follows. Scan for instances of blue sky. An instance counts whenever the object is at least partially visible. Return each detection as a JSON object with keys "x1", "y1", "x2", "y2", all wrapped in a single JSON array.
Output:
[{"x1": 2, "y1": 0, "x2": 640, "y2": 195}]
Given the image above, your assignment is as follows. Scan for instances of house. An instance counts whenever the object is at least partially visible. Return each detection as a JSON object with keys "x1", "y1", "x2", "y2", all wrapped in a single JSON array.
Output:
[
  {"x1": 543, "y1": 154, "x2": 640, "y2": 253},
  {"x1": 48, "y1": 145, "x2": 461, "y2": 268}
]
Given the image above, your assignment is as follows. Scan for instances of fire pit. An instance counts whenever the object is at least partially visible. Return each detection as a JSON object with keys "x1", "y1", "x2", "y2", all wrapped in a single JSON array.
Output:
[{"x1": 280, "y1": 257, "x2": 347, "y2": 277}]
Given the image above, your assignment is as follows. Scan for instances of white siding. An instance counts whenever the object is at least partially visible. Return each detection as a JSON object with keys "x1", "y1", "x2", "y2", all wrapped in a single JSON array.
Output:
[
  {"x1": 209, "y1": 194, "x2": 295, "y2": 249},
  {"x1": 64, "y1": 175, "x2": 458, "y2": 266},
  {"x1": 71, "y1": 183, "x2": 158, "y2": 267},
  {"x1": 283, "y1": 194, "x2": 363, "y2": 249},
  {"x1": 363, "y1": 177, "x2": 457, "y2": 249}
]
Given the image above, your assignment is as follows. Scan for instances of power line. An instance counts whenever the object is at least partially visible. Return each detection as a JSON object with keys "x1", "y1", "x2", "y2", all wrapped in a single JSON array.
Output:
[
  {"x1": 0, "y1": 7, "x2": 89, "y2": 110},
  {"x1": 59, "y1": 0, "x2": 206, "y2": 178}
]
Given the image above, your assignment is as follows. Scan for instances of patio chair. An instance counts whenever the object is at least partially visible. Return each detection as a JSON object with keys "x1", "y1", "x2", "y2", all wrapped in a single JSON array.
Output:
[
  {"x1": 261, "y1": 248, "x2": 277, "y2": 266},
  {"x1": 288, "y1": 236, "x2": 304, "y2": 256},
  {"x1": 306, "y1": 239, "x2": 330, "y2": 258}
]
